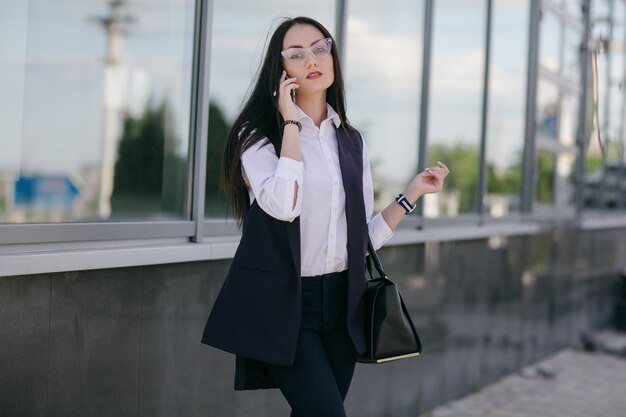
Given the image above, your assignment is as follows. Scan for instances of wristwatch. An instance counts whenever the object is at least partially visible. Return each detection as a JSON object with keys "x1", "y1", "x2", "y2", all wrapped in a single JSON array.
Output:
[{"x1": 395, "y1": 193, "x2": 416, "y2": 214}]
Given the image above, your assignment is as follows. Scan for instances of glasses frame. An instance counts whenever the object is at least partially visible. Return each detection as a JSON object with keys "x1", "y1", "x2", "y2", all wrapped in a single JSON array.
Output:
[{"x1": 280, "y1": 38, "x2": 333, "y2": 64}]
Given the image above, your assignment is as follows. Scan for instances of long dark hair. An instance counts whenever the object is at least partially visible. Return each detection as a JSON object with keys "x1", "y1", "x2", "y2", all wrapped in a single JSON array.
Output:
[{"x1": 222, "y1": 16, "x2": 354, "y2": 227}]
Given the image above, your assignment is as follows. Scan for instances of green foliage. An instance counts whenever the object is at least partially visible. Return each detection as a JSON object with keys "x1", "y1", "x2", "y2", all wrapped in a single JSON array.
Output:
[
  {"x1": 536, "y1": 151, "x2": 554, "y2": 204},
  {"x1": 204, "y1": 102, "x2": 230, "y2": 217},
  {"x1": 428, "y1": 143, "x2": 479, "y2": 212},
  {"x1": 428, "y1": 143, "x2": 523, "y2": 213},
  {"x1": 111, "y1": 101, "x2": 186, "y2": 216}
]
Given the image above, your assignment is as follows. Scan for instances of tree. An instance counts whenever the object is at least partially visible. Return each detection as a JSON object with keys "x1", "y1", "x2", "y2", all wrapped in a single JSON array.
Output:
[{"x1": 111, "y1": 101, "x2": 186, "y2": 217}]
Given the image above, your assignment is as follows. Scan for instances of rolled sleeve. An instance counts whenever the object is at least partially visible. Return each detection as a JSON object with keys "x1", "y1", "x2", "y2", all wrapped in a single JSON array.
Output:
[{"x1": 368, "y1": 212, "x2": 393, "y2": 250}]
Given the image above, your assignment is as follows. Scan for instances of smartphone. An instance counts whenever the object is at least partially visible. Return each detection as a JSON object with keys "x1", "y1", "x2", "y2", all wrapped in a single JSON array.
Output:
[{"x1": 290, "y1": 88, "x2": 296, "y2": 103}]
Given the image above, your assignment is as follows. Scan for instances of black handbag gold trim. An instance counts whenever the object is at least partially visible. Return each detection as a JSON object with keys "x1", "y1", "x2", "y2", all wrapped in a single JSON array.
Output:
[{"x1": 356, "y1": 238, "x2": 422, "y2": 364}]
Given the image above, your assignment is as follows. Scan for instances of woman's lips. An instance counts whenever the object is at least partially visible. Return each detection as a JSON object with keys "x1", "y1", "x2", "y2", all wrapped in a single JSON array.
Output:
[{"x1": 306, "y1": 71, "x2": 323, "y2": 79}]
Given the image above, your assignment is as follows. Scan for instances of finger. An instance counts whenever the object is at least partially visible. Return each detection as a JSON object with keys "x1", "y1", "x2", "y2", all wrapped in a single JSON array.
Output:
[
  {"x1": 424, "y1": 167, "x2": 444, "y2": 175},
  {"x1": 423, "y1": 169, "x2": 444, "y2": 182},
  {"x1": 279, "y1": 78, "x2": 297, "y2": 99},
  {"x1": 281, "y1": 77, "x2": 297, "y2": 87},
  {"x1": 436, "y1": 161, "x2": 450, "y2": 174}
]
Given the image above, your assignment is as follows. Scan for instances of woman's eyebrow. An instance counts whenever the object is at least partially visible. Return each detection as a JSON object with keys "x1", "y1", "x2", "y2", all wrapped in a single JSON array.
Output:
[{"x1": 285, "y1": 38, "x2": 325, "y2": 49}]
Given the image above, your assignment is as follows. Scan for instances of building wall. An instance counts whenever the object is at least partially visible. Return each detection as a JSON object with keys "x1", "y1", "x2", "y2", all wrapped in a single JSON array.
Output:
[{"x1": 2, "y1": 226, "x2": 623, "y2": 417}]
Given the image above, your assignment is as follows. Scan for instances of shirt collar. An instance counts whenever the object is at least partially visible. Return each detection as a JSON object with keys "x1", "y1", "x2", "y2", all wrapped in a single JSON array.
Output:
[{"x1": 295, "y1": 103, "x2": 342, "y2": 128}]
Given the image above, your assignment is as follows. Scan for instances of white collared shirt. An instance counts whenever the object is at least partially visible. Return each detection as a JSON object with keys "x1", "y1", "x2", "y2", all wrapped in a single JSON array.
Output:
[{"x1": 241, "y1": 103, "x2": 393, "y2": 277}]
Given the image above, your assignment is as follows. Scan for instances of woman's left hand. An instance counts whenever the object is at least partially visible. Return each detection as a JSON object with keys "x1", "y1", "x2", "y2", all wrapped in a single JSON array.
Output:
[{"x1": 406, "y1": 161, "x2": 450, "y2": 198}]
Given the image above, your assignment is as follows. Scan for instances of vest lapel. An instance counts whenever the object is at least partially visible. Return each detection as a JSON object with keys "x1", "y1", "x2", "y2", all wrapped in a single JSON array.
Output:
[{"x1": 335, "y1": 126, "x2": 368, "y2": 355}]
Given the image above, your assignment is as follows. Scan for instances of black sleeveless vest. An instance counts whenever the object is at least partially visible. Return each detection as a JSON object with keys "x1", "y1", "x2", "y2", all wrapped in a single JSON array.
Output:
[{"x1": 201, "y1": 125, "x2": 368, "y2": 390}]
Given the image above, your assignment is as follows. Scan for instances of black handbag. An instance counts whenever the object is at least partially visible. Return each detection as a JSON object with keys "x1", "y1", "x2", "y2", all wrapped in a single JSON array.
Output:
[{"x1": 356, "y1": 238, "x2": 422, "y2": 363}]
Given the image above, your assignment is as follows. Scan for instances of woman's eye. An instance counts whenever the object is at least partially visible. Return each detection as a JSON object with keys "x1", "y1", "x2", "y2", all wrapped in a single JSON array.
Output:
[{"x1": 290, "y1": 52, "x2": 304, "y2": 60}]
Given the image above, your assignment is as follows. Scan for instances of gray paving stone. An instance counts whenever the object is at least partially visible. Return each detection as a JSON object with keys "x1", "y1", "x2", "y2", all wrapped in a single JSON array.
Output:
[{"x1": 422, "y1": 348, "x2": 626, "y2": 417}]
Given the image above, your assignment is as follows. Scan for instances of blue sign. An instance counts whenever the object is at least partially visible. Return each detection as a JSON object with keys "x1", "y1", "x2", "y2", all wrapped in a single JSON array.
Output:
[{"x1": 14, "y1": 175, "x2": 79, "y2": 208}]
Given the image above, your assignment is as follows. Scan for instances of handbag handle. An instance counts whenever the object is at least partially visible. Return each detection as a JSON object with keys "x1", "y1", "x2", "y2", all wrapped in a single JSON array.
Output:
[{"x1": 366, "y1": 237, "x2": 387, "y2": 280}]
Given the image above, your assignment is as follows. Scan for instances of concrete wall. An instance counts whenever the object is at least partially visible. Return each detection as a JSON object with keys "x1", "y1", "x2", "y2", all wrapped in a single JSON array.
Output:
[{"x1": 1, "y1": 227, "x2": 624, "y2": 417}]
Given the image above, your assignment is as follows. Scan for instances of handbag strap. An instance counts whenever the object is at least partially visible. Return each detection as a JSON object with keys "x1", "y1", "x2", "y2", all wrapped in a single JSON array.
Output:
[{"x1": 366, "y1": 237, "x2": 387, "y2": 280}]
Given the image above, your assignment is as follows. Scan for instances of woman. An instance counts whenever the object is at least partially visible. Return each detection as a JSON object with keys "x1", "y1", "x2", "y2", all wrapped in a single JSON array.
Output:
[{"x1": 202, "y1": 16, "x2": 449, "y2": 417}]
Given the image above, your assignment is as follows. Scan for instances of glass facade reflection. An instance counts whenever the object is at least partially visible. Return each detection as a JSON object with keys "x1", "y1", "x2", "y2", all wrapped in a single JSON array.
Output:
[
  {"x1": 484, "y1": 0, "x2": 530, "y2": 217},
  {"x1": 344, "y1": 0, "x2": 424, "y2": 212},
  {"x1": 535, "y1": 2, "x2": 582, "y2": 213},
  {"x1": 0, "y1": 0, "x2": 195, "y2": 223},
  {"x1": 584, "y1": 0, "x2": 626, "y2": 211},
  {"x1": 1, "y1": 0, "x2": 625, "y2": 242},
  {"x1": 425, "y1": 0, "x2": 486, "y2": 217}
]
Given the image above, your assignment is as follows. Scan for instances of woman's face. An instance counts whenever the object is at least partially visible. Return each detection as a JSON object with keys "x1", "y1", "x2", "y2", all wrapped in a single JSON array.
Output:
[{"x1": 281, "y1": 24, "x2": 335, "y2": 97}]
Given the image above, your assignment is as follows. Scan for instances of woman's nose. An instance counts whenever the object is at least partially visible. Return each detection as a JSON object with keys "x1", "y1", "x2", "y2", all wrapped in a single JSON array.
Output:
[{"x1": 305, "y1": 52, "x2": 318, "y2": 68}]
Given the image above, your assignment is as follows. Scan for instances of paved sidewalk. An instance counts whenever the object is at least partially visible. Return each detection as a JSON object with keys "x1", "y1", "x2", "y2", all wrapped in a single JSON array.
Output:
[{"x1": 421, "y1": 349, "x2": 626, "y2": 417}]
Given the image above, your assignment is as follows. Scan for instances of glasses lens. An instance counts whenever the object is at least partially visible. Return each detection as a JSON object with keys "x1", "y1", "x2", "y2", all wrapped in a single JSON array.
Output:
[
  {"x1": 312, "y1": 39, "x2": 331, "y2": 56},
  {"x1": 283, "y1": 39, "x2": 331, "y2": 62},
  {"x1": 286, "y1": 50, "x2": 305, "y2": 60}
]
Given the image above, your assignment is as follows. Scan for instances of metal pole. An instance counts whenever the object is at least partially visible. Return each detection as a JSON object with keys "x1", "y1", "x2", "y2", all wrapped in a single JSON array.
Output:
[
  {"x1": 190, "y1": 0, "x2": 214, "y2": 243},
  {"x1": 574, "y1": 0, "x2": 592, "y2": 219},
  {"x1": 599, "y1": 0, "x2": 615, "y2": 208},
  {"x1": 521, "y1": 0, "x2": 541, "y2": 215},
  {"x1": 619, "y1": 1, "x2": 626, "y2": 210},
  {"x1": 416, "y1": 0, "x2": 435, "y2": 227},
  {"x1": 477, "y1": 0, "x2": 493, "y2": 221},
  {"x1": 335, "y1": 0, "x2": 348, "y2": 69}
]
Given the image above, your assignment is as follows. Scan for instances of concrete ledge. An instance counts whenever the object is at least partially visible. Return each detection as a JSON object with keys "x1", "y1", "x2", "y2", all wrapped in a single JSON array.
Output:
[{"x1": 0, "y1": 222, "x2": 544, "y2": 278}]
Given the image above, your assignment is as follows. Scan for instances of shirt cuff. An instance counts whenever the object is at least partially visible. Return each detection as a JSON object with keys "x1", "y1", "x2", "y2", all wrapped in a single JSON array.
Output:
[
  {"x1": 368, "y1": 212, "x2": 394, "y2": 250},
  {"x1": 274, "y1": 157, "x2": 303, "y2": 181}
]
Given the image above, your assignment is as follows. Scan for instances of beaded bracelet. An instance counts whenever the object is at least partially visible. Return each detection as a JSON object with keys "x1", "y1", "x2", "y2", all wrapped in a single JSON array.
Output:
[{"x1": 281, "y1": 119, "x2": 302, "y2": 132}]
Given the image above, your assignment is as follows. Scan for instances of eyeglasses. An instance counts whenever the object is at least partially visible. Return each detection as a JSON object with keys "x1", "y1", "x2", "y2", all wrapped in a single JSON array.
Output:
[{"x1": 280, "y1": 38, "x2": 333, "y2": 65}]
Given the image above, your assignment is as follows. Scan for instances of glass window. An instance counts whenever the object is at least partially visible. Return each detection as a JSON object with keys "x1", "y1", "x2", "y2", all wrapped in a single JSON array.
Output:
[
  {"x1": 204, "y1": 2, "x2": 336, "y2": 218},
  {"x1": 539, "y1": 9, "x2": 561, "y2": 75},
  {"x1": 484, "y1": 0, "x2": 530, "y2": 217},
  {"x1": 536, "y1": 79, "x2": 560, "y2": 140},
  {"x1": 561, "y1": 0, "x2": 583, "y2": 19},
  {"x1": 425, "y1": 0, "x2": 486, "y2": 217},
  {"x1": 583, "y1": 0, "x2": 626, "y2": 212},
  {"x1": 536, "y1": 150, "x2": 555, "y2": 209},
  {"x1": 344, "y1": 0, "x2": 424, "y2": 212},
  {"x1": 0, "y1": 0, "x2": 196, "y2": 223},
  {"x1": 562, "y1": 25, "x2": 582, "y2": 84}
]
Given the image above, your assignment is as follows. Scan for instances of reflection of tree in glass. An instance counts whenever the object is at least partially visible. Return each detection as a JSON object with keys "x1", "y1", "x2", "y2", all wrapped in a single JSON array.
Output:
[
  {"x1": 111, "y1": 102, "x2": 186, "y2": 217},
  {"x1": 429, "y1": 144, "x2": 523, "y2": 214},
  {"x1": 536, "y1": 151, "x2": 555, "y2": 204},
  {"x1": 487, "y1": 158, "x2": 522, "y2": 196},
  {"x1": 429, "y1": 144, "x2": 479, "y2": 213},
  {"x1": 205, "y1": 102, "x2": 230, "y2": 217}
]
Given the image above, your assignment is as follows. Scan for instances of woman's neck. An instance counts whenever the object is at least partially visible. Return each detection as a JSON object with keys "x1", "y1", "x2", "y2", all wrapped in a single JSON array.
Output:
[{"x1": 296, "y1": 92, "x2": 327, "y2": 128}]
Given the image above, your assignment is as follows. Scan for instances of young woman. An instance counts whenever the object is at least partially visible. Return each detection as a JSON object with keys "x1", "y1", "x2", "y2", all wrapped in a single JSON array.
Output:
[{"x1": 202, "y1": 16, "x2": 449, "y2": 417}]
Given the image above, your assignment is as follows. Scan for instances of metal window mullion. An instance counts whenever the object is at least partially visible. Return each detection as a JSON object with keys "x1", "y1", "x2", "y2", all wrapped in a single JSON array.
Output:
[
  {"x1": 521, "y1": 0, "x2": 541, "y2": 214},
  {"x1": 477, "y1": 0, "x2": 493, "y2": 222},
  {"x1": 599, "y1": 0, "x2": 615, "y2": 209},
  {"x1": 335, "y1": 0, "x2": 348, "y2": 68},
  {"x1": 415, "y1": 0, "x2": 434, "y2": 227},
  {"x1": 574, "y1": 0, "x2": 592, "y2": 219},
  {"x1": 189, "y1": 0, "x2": 214, "y2": 243},
  {"x1": 619, "y1": 1, "x2": 626, "y2": 210}
]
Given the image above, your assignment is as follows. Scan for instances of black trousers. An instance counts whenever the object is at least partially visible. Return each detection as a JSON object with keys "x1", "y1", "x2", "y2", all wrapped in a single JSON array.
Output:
[{"x1": 264, "y1": 270, "x2": 357, "y2": 417}]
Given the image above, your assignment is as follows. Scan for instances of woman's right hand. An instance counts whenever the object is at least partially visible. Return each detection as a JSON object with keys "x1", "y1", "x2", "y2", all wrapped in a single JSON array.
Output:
[{"x1": 277, "y1": 70, "x2": 300, "y2": 121}]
